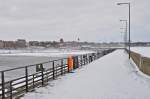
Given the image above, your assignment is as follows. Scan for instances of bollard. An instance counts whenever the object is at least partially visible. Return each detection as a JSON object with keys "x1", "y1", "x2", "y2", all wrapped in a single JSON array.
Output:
[{"x1": 67, "y1": 56, "x2": 73, "y2": 72}]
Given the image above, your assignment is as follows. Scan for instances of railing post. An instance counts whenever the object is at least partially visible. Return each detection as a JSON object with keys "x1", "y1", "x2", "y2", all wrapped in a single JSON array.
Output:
[
  {"x1": 67, "y1": 58, "x2": 70, "y2": 72},
  {"x1": 10, "y1": 81, "x2": 12, "y2": 99},
  {"x1": 85, "y1": 54, "x2": 87, "y2": 64},
  {"x1": 77, "y1": 56, "x2": 79, "y2": 68},
  {"x1": 97, "y1": 52, "x2": 99, "y2": 59},
  {"x1": 73, "y1": 56, "x2": 77, "y2": 69},
  {"x1": 46, "y1": 71, "x2": 48, "y2": 83},
  {"x1": 55, "y1": 64, "x2": 58, "y2": 77},
  {"x1": 96, "y1": 53, "x2": 98, "y2": 59},
  {"x1": 68, "y1": 62, "x2": 70, "y2": 73},
  {"x1": 89, "y1": 55, "x2": 92, "y2": 63},
  {"x1": 33, "y1": 74, "x2": 35, "y2": 89},
  {"x1": 87, "y1": 54, "x2": 89, "y2": 64},
  {"x1": 25, "y1": 66, "x2": 28, "y2": 92},
  {"x1": 80, "y1": 55, "x2": 83, "y2": 66},
  {"x1": 83, "y1": 55, "x2": 86, "y2": 65},
  {"x1": 94, "y1": 53, "x2": 96, "y2": 60},
  {"x1": 86, "y1": 54, "x2": 88, "y2": 64},
  {"x1": 73, "y1": 56, "x2": 75, "y2": 69},
  {"x1": 84, "y1": 55, "x2": 86, "y2": 64},
  {"x1": 1, "y1": 71, "x2": 5, "y2": 99},
  {"x1": 61, "y1": 59, "x2": 63, "y2": 75},
  {"x1": 64, "y1": 59, "x2": 67, "y2": 74},
  {"x1": 41, "y1": 67, "x2": 44, "y2": 86},
  {"x1": 52, "y1": 61, "x2": 55, "y2": 80}
]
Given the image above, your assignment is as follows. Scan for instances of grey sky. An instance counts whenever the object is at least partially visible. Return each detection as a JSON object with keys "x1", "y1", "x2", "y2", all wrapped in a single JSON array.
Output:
[{"x1": 0, "y1": 0, "x2": 149, "y2": 42}]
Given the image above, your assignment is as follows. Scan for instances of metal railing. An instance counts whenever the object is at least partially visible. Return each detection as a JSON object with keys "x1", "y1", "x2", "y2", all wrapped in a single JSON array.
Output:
[{"x1": 0, "y1": 49, "x2": 115, "y2": 99}]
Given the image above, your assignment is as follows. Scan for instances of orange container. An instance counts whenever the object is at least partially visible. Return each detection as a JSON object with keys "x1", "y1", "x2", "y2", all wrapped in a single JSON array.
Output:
[{"x1": 67, "y1": 56, "x2": 74, "y2": 71}]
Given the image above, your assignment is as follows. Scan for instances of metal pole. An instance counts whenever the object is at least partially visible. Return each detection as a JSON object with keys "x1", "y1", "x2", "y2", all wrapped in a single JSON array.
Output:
[
  {"x1": 1, "y1": 71, "x2": 5, "y2": 99},
  {"x1": 52, "y1": 61, "x2": 55, "y2": 80},
  {"x1": 129, "y1": 3, "x2": 131, "y2": 59},
  {"x1": 117, "y1": 2, "x2": 131, "y2": 59},
  {"x1": 61, "y1": 59, "x2": 63, "y2": 75},
  {"x1": 25, "y1": 66, "x2": 28, "y2": 92},
  {"x1": 41, "y1": 68, "x2": 44, "y2": 86},
  {"x1": 80, "y1": 55, "x2": 83, "y2": 66},
  {"x1": 10, "y1": 81, "x2": 12, "y2": 99},
  {"x1": 33, "y1": 75, "x2": 35, "y2": 89},
  {"x1": 125, "y1": 21, "x2": 128, "y2": 49}
]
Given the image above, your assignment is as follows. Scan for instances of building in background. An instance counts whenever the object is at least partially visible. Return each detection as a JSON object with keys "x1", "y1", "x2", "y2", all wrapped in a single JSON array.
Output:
[
  {"x1": 3, "y1": 41, "x2": 16, "y2": 49},
  {"x1": 29, "y1": 41, "x2": 39, "y2": 46},
  {"x1": 0, "y1": 40, "x2": 4, "y2": 48},
  {"x1": 16, "y1": 39, "x2": 26, "y2": 48}
]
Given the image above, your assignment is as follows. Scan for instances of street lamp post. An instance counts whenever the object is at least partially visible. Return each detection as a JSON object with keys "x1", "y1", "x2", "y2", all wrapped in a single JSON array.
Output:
[
  {"x1": 120, "y1": 20, "x2": 128, "y2": 49},
  {"x1": 117, "y1": 2, "x2": 131, "y2": 59}
]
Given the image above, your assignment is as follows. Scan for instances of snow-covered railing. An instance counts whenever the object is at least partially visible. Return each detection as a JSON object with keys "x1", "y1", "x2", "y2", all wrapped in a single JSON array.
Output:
[{"x1": 0, "y1": 49, "x2": 115, "y2": 99}]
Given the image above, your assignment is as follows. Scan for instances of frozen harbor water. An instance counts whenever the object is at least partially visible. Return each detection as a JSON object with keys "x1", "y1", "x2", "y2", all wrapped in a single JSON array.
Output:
[
  {"x1": 0, "y1": 55, "x2": 59, "y2": 82},
  {"x1": 0, "y1": 49, "x2": 95, "y2": 81},
  {"x1": 0, "y1": 49, "x2": 95, "y2": 70},
  {"x1": 0, "y1": 55, "x2": 55, "y2": 71}
]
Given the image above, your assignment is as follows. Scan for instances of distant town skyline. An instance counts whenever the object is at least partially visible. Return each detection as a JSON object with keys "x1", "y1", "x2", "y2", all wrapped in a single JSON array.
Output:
[{"x1": 0, "y1": 0, "x2": 149, "y2": 42}]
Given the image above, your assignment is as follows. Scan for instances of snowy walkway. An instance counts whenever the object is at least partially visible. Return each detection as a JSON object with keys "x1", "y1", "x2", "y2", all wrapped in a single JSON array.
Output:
[{"x1": 22, "y1": 50, "x2": 150, "y2": 99}]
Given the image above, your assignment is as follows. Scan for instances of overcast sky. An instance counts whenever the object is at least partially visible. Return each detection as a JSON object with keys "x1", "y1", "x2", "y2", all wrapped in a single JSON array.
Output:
[{"x1": 0, "y1": 0, "x2": 149, "y2": 42}]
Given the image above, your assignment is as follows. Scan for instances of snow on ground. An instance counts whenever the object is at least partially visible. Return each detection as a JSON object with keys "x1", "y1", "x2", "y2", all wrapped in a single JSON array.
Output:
[
  {"x1": 22, "y1": 50, "x2": 150, "y2": 99},
  {"x1": 131, "y1": 47, "x2": 150, "y2": 57},
  {"x1": 0, "y1": 49, "x2": 95, "y2": 57}
]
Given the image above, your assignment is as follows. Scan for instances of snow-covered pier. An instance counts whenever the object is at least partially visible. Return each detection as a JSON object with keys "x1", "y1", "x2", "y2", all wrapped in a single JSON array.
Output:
[
  {"x1": 23, "y1": 50, "x2": 150, "y2": 99},
  {"x1": 0, "y1": 49, "x2": 115, "y2": 99}
]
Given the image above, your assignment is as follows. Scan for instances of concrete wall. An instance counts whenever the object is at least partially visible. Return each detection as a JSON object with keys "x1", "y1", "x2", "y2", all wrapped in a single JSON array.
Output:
[{"x1": 130, "y1": 51, "x2": 150, "y2": 75}]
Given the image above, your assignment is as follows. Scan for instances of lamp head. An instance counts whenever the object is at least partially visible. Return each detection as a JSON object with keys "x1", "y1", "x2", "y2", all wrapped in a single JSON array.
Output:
[
  {"x1": 117, "y1": 3, "x2": 121, "y2": 5},
  {"x1": 117, "y1": 2, "x2": 130, "y2": 6},
  {"x1": 120, "y1": 20, "x2": 127, "y2": 22}
]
